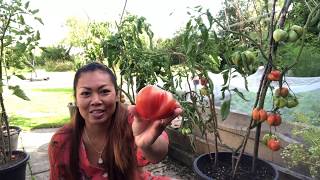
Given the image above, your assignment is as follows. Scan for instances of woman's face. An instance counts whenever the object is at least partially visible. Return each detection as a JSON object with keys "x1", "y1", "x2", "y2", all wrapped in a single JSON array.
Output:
[{"x1": 76, "y1": 70, "x2": 117, "y2": 125}]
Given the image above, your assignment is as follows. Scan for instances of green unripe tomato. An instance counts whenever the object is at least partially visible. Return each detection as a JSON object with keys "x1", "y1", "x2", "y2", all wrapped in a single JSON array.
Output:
[
  {"x1": 286, "y1": 97, "x2": 299, "y2": 108},
  {"x1": 231, "y1": 51, "x2": 242, "y2": 66},
  {"x1": 288, "y1": 30, "x2": 299, "y2": 42},
  {"x1": 199, "y1": 87, "x2": 209, "y2": 96},
  {"x1": 244, "y1": 50, "x2": 256, "y2": 65},
  {"x1": 278, "y1": 97, "x2": 287, "y2": 108},
  {"x1": 291, "y1": 25, "x2": 303, "y2": 37},
  {"x1": 273, "y1": 29, "x2": 288, "y2": 42},
  {"x1": 262, "y1": 133, "x2": 276, "y2": 145},
  {"x1": 274, "y1": 96, "x2": 287, "y2": 108}
]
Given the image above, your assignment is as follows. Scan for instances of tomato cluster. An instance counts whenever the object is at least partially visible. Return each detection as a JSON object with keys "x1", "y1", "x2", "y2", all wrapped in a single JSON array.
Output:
[
  {"x1": 267, "y1": 70, "x2": 299, "y2": 109},
  {"x1": 231, "y1": 50, "x2": 258, "y2": 75},
  {"x1": 251, "y1": 108, "x2": 283, "y2": 151},
  {"x1": 135, "y1": 85, "x2": 177, "y2": 121},
  {"x1": 273, "y1": 25, "x2": 303, "y2": 43},
  {"x1": 273, "y1": 90, "x2": 299, "y2": 109}
]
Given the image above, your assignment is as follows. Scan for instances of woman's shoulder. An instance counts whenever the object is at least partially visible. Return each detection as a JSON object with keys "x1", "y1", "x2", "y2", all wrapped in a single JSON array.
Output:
[{"x1": 50, "y1": 124, "x2": 73, "y2": 146}]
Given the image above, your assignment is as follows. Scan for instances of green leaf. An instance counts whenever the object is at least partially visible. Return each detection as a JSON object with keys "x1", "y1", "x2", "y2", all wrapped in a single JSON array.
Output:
[
  {"x1": 35, "y1": 30, "x2": 41, "y2": 40},
  {"x1": 35, "y1": 17, "x2": 44, "y2": 25},
  {"x1": 231, "y1": 88, "x2": 248, "y2": 101},
  {"x1": 4, "y1": 36, "x2": 13, "y2": 46},
  {"x1": 222, "y1": 71, "x2": 229, "y2": 86},
  {"x1": 31, "y1": 9, "x2": 39, "y2": 14},
  {"x1": 8, "y1": 85, "x2": 30, "y2": 101},
  {"x1": 206, "y1": 10, "x2": 213, "y2": 28},
  {"x1": 15, "y1": 74, "x2": 26, "y2": 80},
  {"x1": 19, "y1": 15, "x2": 25, "y2": 24},
  {"x1": 25, "y1": 1, "x2": 30, "y2": 9},
  {"x1": 199, "y1": 24, "x2": 208, "y2": 44},
  {"x1": 220, "y1": 100, "x2": 231, "y2": 121}
]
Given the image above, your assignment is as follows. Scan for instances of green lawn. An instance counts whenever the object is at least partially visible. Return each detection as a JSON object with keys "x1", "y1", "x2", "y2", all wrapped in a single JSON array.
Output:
[{"x1": 5, "y1": 87, "x2": 74, "y2": 130}]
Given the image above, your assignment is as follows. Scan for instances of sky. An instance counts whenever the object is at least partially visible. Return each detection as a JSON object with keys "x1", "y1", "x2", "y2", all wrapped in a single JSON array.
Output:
[{"x1": 29, "y1": 0, "x2": 223, "y2": 46}]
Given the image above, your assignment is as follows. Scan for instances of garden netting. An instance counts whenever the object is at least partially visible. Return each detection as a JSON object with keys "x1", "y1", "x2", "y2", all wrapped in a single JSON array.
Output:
[{"x1": 157, "y1": 66, "x2": 320, "y2": 125}]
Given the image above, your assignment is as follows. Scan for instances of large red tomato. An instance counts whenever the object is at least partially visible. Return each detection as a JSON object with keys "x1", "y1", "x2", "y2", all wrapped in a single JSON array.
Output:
[{"x1": 135, "y1": 85, "x2": 177, "y2": 121}]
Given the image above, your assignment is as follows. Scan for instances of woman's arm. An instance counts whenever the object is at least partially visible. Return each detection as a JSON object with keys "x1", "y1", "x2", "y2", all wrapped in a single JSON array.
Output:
[
  {"x1": 48, "y1": 137, "x2": 59, "y2": 180},
  {"x1": 138, "y1": 131, "x2": 169, "y2": 163},
  {"x1": 130, "y1": 105, "x2": 182, "y2": 163}
]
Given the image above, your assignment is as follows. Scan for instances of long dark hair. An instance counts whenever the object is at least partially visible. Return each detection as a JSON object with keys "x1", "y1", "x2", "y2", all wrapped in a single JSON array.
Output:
[{"x1": 69, "y1": 62, "x2": 137, "y2": 179}]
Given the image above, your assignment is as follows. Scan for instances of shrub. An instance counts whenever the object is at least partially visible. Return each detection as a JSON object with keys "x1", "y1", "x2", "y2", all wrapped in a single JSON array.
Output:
[
  {"x1": 44, "y1": 61, "x2": 74, "y2": 72},
  {"x1": 279, "y1": 45, "x2": 320, "y2": 77},
  {"x1": 281, "y1": 113, "x2": 320, "y2": 178}
]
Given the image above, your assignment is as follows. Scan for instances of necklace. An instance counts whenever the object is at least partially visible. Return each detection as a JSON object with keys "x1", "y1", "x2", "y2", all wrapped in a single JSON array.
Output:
[{"x1": 83, "y1": 129, "x2": 106, "y2": 165}]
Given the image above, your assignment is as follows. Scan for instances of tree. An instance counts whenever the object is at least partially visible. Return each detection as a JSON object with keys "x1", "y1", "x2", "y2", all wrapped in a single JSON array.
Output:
[{"x1": 63, "y1": 17, "x2": 112, "y2": 63}]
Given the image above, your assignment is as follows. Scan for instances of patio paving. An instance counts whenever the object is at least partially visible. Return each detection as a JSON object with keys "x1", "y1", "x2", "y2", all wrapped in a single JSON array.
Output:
[{"x1": 18, "y1": 128, "x2": 195, "y2": 180}]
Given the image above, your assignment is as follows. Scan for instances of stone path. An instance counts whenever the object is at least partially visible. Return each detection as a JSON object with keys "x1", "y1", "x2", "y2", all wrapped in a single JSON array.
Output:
[{"x1": 18, "y1": 128, "x2": 195, "y2": 180}]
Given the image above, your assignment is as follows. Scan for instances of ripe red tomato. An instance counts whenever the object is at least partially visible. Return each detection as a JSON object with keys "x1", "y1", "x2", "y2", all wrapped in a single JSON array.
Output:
[
  {"x1": 267, "y1": 114, "x2": 276, "y2": 125},
  {"x1": 267, "y1": 113, "x2": 282, "y2": 126},
  {"x1": 135, "y1": 85, "x2": 177, "y2": 121},
  {"x1": 267, "y1": 70, "x2": 281, "y2": 81},
  {"x1": 252, "y1": 108, "x2": 260, "y2": 121},
  {"x1": 273, "y1": 114, "x2": 282, "y2": 126},
  {"x1": 268, "y1": 139, "x2": 281, "y2": 151},
  {"x1": 259, "y1": 109, "x2": 267, "y2": 121}
]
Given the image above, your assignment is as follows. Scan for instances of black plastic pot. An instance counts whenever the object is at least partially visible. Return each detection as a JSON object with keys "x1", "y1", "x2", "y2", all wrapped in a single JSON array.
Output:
[
  {"x1": 0, "y1": 150, "x2": 30, "y2": 180},
  {"x1": 193, "y1": 152, "x2": 279, "y2": 180}
]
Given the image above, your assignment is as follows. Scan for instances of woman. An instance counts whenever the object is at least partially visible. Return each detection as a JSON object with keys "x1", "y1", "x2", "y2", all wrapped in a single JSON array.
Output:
[{"x1": 48, "y1": 62, "x2": 182, "y2": 180}]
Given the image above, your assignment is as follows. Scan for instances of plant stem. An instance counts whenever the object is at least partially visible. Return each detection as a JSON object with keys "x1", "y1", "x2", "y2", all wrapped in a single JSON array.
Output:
[{"x1": 119, "y1": 0, "x2": 128, "y2": 25}]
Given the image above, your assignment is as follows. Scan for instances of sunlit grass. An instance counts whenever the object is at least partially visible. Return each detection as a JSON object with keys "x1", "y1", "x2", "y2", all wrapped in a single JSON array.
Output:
[
  {"x1": 9, "y1": 116, "x2": 70, "y2": 131},
  {"x1": 5, "y1": 87, "x2": 74, "y2": 131}
]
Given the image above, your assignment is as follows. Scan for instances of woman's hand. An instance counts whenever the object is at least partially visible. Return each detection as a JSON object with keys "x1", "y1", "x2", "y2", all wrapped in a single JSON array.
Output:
[{"x1": 129, "y1": 103, "x2": 183, "y2": 149}]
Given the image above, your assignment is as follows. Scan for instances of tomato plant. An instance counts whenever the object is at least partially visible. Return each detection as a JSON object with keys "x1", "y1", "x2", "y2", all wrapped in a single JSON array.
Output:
[{"x1": 0, "y1": 0, "x2": 42, "y2": 165}]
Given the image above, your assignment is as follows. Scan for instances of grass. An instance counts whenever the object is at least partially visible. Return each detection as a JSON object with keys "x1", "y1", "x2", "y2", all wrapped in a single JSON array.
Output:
[{"x1": 5, "y1": 87, "x2": 74, "y2": 131}]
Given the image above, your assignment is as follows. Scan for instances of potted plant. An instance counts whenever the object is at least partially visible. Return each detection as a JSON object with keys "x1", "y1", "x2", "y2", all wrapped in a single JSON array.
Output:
[
  {"x1": 164, "y1": 0, "x2": 318, "y2": 179},
  {"x1": 0, "y1": 0, "x2": 42, "y2": 179}
]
